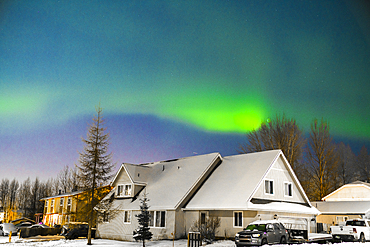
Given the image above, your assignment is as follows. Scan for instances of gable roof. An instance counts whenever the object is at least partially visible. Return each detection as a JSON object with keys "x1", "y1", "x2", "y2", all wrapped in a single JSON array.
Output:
[
  {"x1": 40, "y1": 190, "x2": 84, "y2": 201},
  {"x1": 185, "y1": 150, "x2": 313, "y2": 212},
  {"x1": 322, "y1": 181, "x2": 370, "y2": 201},
  {"x1": 111, "y1": 152, "x2": 222, "y2": 210},
  {"x1": 109, "y1": 150, "x2": 316, "y2": 214}
]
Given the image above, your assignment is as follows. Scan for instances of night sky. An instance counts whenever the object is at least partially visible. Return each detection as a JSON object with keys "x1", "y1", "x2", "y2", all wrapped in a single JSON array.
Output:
[{"x1": 1, "y1": 0, "x2": 370, "y2": 181}]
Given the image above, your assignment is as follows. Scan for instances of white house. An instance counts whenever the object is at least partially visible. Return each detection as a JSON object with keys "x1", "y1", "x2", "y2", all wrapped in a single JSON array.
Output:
[
  {"x1": 314, "y1": 181, "x2": 370, "y2": 230},
  {"x1": 96, "y1": 150, "x2": 319, "y2": 241}
]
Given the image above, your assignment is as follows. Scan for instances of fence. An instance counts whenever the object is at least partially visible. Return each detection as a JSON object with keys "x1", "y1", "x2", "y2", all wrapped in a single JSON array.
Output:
[{"x1": 188, "y1": 232, "x2": 201, "y2": 247}]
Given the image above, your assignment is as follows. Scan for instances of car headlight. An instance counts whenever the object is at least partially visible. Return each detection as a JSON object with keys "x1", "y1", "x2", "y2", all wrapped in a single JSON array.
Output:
[{"x1": 252, "y1": 234, "x2": 261, "y2": 238}]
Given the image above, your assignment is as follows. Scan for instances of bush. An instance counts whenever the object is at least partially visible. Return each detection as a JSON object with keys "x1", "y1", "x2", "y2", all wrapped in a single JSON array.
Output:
[{"x1": 191, "y1": 216, "x2": 220, "y2": 244}]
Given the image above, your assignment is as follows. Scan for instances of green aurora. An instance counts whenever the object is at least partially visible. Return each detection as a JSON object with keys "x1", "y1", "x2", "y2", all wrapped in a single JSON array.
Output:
[{"x1": 0, "y1": 0, "x2": 370, "y2": 181}]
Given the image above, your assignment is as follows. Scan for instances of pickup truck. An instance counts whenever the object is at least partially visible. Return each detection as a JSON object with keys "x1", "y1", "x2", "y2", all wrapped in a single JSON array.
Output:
[{"x1": 331, "y1": 219, "x2": 370, "y2": 242}]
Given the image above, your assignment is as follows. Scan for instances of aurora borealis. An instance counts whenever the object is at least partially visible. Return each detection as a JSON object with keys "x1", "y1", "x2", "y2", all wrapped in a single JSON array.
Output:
[{"x1": 1, "y1": 0, "x2": 370, "y2": 180}]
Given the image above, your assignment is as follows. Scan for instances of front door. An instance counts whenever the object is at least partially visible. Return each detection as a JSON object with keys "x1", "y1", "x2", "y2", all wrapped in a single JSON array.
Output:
[{"x1": 200, "y1": 211, "x2": 208, "y2": 225}]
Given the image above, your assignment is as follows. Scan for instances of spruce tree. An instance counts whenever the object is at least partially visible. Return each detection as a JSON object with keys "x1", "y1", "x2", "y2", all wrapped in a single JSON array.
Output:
[
  {"x1": 135, "y1": 193, "x2": 153, "y2": 247},
  {"x1": 77, "y1": 105, "x2": 115, "y2": 245}
]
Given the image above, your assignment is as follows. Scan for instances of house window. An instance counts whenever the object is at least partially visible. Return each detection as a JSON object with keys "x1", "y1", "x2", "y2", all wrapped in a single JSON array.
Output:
[
  {"x1": 44, "y1": 200, "x2": 48, "y2": 213},
  {"x1": 284, "y1": 182, "x2": 293, "y2": 197},
  {"x1": 59, "y1": 198, "x2": 64, "y2": 212},
  {"x1": 67, "y1": 197, "x2": 72, "y2": 212},
  {"x1": 234, "y1": 211, "x2": 243, "y2": 228},
  {"x1": 117, "y1": 184, "x2": 132, "y2": 197},
  {"x1": 149, "y1": 211, "x2": 166, "y2": 228},
  {"x1": 50, "y1": 199, "x2": 55, "y2": 213},
  {"x1": 102, "y1": 211, "x2": 109, "y2": 223},
  {"x1": 124, "y1": 211, "x2": 131, "y2": 224},
  {"x1": 265, "y1": 179, "x2": 274, "y2": 195}
]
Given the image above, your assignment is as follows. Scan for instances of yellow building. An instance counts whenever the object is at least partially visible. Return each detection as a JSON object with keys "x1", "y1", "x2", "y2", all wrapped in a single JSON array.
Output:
[{"x1": 41, "y1": 186, "x2": 112, "y2": 226}]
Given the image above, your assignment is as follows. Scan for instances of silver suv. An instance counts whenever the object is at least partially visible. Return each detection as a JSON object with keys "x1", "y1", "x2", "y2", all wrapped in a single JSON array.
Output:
[{"x1": 235, "y1": 220, "x2": 289, "y2": 246}]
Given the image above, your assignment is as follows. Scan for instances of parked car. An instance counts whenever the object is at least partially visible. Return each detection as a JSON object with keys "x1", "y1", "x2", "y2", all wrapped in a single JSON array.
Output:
[
  {"x1": 235, "y1": 220, "x2": 289, "y2": 246},
  {"x1": 331, "y1": 219, "x2": 370, "y2": 242},
  {"x1": 15, "y1": 222, "x2": 33, "y2": 232},
  {"x1": 29, "y1": 223, "x2": 51, "y2": 229},
  {"x1": 61, "y1": 222, "x2": 95, "y2": 240},
  {"x1": 0, "y1": 223, "x2": 17, "y2": 236}
]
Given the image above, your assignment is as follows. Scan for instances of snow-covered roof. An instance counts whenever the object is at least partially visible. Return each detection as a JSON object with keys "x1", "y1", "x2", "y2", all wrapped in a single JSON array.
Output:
[
  {"x1": 40, "y1": 190, "x2": 84, "y2": 201},
  {"x1": 247, "y1": 201, "x2": 320, "y2": 215},
  {"x1": 111, "y1": 150, "x2": 316, "y2": 214},
  {"x1": 184, "y1": 150, "x2": 282, "y2": 210},
  {"x1": 112, "y1": 152, "x2": 222, "y2": 210},
  {"x1": 313, "y1": 201, "x2": 370, "y2": 215},
  {"x1": 322, "y1": 181, "x2": 370, "y2": 201}
]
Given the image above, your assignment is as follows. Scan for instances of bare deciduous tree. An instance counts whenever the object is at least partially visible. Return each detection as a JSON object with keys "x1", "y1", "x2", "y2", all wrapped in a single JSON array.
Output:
[
  {"x1": 336, "y1": 142, "x2": 356, "y2": 186},
  {"x1": 356, "y1": 146, "x2": 370, "y2": 182},
  {"x1": 239, "y1": 114, "x2": 306, "y2": 175},
  {"x1": 0, "y1": 179, "x2": 10, "y2": 211},
  {"x1": 306, "y1": 118, "x2": 339, "y2": 201},
  {"x1": 57, "y1": 165, "x2": 71, "y2": 194}
]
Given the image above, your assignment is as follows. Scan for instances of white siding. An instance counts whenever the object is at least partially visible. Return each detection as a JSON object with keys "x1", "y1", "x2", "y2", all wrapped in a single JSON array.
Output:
[
  {"x1": 325, "y1": 185, "x2": 370, "y2": 201},
  {"x1": 97, "y1": 210, "x2": 176, "y2": 241},
  {"x1": 252, "y1": 157, "x2": 305, "y2": 203},
  {"x1": 112, "y1": 169, "x2": 132, "y2": 187}
]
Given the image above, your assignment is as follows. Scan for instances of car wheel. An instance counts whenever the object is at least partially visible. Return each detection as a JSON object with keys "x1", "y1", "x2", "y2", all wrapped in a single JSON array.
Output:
[
  {"x1": 360, "y1": 233, "x2": 365, "y2": 243},
  {"x1": 280, "y1": 236, "x2": 287, "y2": 244},
  {"x1": 261, "y1": 238, "x2": 268, "y2": 245}
]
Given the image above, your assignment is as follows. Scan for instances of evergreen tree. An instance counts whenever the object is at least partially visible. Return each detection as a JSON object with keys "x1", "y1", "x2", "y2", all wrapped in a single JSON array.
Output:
[
  {"x1": 77, "y1": 105, "x2": 115, "y2": 245},
  {"x1": 135, "y1": 193, "x2": 153, "y2": 247}
]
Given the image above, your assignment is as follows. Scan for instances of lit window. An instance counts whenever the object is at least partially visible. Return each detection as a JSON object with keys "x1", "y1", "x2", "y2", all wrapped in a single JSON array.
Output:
[
  {"x1": 265, "y1": 180, "x2": 274, "y2": 194},
  {"x1": 44, "y1": 201, "x2": 48, "y2": 213},
  {"x1": 67, "y1": 197, "x2": 72, "y2": 212},
  {"x1": 284, "y1": 182, "x2": 293, "y2": 197},
  {"x1": 50, "y1": 199, "x2": 55, "y2": 213},
  {"x1": 117, "y1": 184, "x2": 132, "y2": 197},
  {"x1": 234, "y1": 211, "x2": 243, "y2": 227},
  {"x1": 59, "y1": 198, "x2": 64, "y2": 213},
  {"x1": 124, "y1": 211, "x2": 131, "y2": 224}
]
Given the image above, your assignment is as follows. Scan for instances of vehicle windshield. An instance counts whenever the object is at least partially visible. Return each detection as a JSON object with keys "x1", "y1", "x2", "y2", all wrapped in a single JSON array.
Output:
[
  {"x1": 346, "y1": 221, "x2": 365, "y2": 226},
  {"x1": 245, "y1": 224, "x2": 266, "y2": 231}
]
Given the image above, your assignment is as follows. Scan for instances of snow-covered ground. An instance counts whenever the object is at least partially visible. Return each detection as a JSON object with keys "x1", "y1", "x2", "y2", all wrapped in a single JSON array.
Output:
[{"x1": 1, "y1": 236, "x2": 370, "y2": 246}]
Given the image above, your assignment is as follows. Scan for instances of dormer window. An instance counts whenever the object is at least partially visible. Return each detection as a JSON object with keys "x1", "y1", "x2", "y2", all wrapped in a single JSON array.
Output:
[{"x1": 117, "y1": 184, "x2": 132, "y2": 197}]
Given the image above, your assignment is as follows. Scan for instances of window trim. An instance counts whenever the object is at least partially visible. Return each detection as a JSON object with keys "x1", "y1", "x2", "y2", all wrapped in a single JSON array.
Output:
[
  {"x1": 233, "y1": 211, "x2": 243, "y2": 228},
  {"x1": 102, "y1": 211, "x2": 109, "y2": 223},
  {"x1": 50, "y1": 199, "x2": 55, "y2": 213},
  {"x1": 116, "y1": 184, "x2": 132, "y2": 197},
  {"x1": 284, "y1": 181, "x2": 293, "y2": 197},
  {"x1": 66, "y1": 197, "x2": 72, "y2": 212},
  {"x1": 123, "y1": 210, "x2": 132, "y2": 224},
  {"x1": 264, "y1": 179, "x2": 274, "y2": 195},
  {"x1": 149, "y1": 210, "x2": 166, "y2": 228}
]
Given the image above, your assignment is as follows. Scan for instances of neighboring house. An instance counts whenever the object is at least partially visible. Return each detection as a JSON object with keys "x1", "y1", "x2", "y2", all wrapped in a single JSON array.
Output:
[
  {"x1": 313, "y1": 181, "x2": 370, "y2": 231},
  {"x1": 97, "y1": 150, "x2": 319, "y2": 241},
  {"x1": 41, "y1": 186, "x2": 111, "y2": 226}
]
